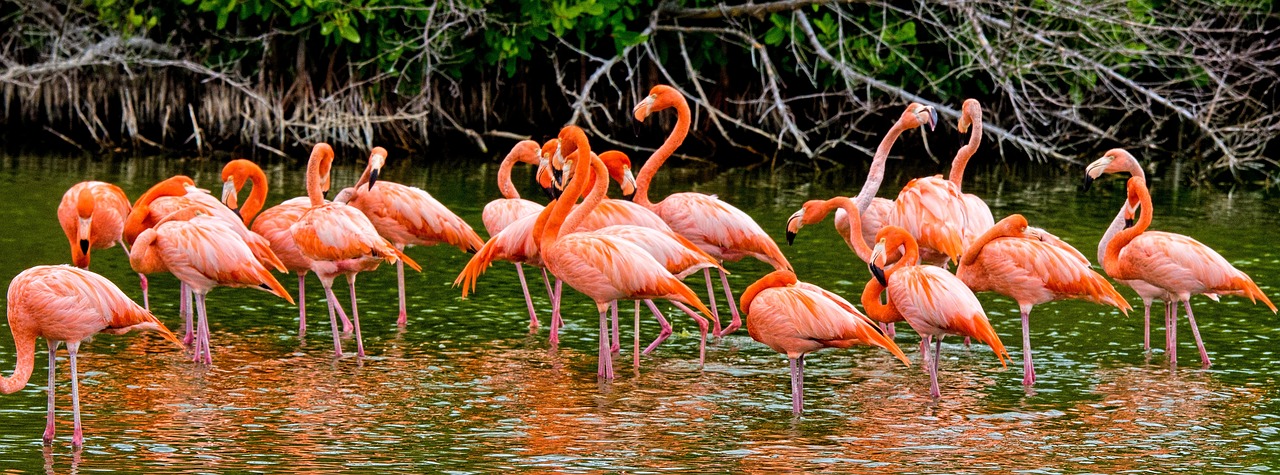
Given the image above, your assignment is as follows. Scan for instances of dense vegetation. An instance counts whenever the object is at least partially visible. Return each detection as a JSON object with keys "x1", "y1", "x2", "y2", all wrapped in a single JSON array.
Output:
[{"x1": 1, "y1": 0, "x2": 1276, "y2": 182}]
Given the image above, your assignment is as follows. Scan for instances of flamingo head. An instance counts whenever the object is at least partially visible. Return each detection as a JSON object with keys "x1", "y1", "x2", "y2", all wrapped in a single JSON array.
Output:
[
  {"x1": 1084, "y1": 148, "x2": 1141, "y2": 191},
  {"x1": 903, "y1": 103, "x2": 937, "y2": 132},
  {"x1": 219, "y1": 159, "x2": 260, "y2": 210},
  {"x1": 784, "y1": 200, "x2": 827, "y2": 245},
  {"x1": 367, "y1": 147, "x2": 387, "y2": 190},
  {"x1": 869, "y1": 239, "x2": 889, "y2": 286},
  {"x1": 599, "y1": 151, "x2": 636, "y2": 198},
  {"x1": 957, "y1": 99, "x2": 981, "y2": 133},
  {"x1": 633, "y1": 85, "x2": 681, "y2": 122}
]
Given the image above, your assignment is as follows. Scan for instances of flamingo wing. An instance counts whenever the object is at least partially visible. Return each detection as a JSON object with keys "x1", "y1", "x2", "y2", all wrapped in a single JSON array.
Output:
[
  {"x1": 454, "y1": 213, "x2": 541, "y2": 297},
  {"x1": 346, "y1": 182, "x2": 485, "y2": 252},
  {"x1": 890, "y1": 266, "x2": 1008, "y2": 364},
  {"x1": 889, "y1": 177, "x2": 968, "y2": 262},
  {"x1": 291, "y1": 204, "x2": 397, "y2": 263},
  {"x1": 546, "y1": 234, "x2": 702, "y2": 306},
  {"x1": 652, "y1": 192, "x2": 791, "y2": 271},
  {"x1": 251, "y1": 197, "x2": 314, "y2": 273},
  {"x1": 1122, "y1": 231, "x2": 1274, "y2": 309},
  {"x1": 746, "y1": 285, "x2": 908, "y2": 363},
  {"x1": 577, "y1": 200, "x2": 673, "y2": 233},
  {"x1": 587, "y1": 225, "x2": 721, "y2": 278},
  {"x1": 962, "y1": 193, "x2": 995, "y2": 240},
  {"x1": 961, "y1": 237, "x2": 1128, "y2": 309},
  {"x1": 483, "y1": 198, "x2": 543, "y2": 236}
]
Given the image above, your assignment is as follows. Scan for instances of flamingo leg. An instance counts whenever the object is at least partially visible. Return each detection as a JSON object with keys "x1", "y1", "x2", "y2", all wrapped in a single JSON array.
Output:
[
  {"x1": 321, "y1": 280, "x2": 344, "y2": 357},
  {"x1": 516, "y1": 263, "x2": 539, "y2": 330},
  {"x1": 597, "y1": 308, "x2": 614, "y2": 379},
  {"x1": 1183, "y1": 300, "x2": 1211, "y2": 367},
  {"x1": 541, "y1": 268, "x2": 555, "y2": 302},
  {"x1": 43, "y1": 340, "x2": 60, "y2": 444},
  {"x1": 964, "y1": 336, "x2": 971, "y2": 348},
  {"x1": 886, "y1": 322, "x2": 896, "y2": 339},
  {"x1": 138, "y1": 273, "x2": 149, "y2": 311},
  {"x1": 930, "y1": 336, "x2": 943, "y2": 399},
  {"x1": 1168, "y1": 301, "x2": 1178, "y2": 364},
  {"x1": 298, "y1": 273, "x2": 308, "y2": 337},
  {"x1": 642, "y1": 300, "x2": 674, "y2": 355},
  {"x1": 789, "y1": 356, "x2": 803, "y2": 415},
  {"x1": 702, "y1": 269, "x2": 721, "y2": 333},
  {"x1": 67, "y1": 341, "x2": 83, "y2": 447},
  {"x1": 1142, "y1": 300, "x2": 1151, "y2": 353},
  {"x1": 633, "y1": 301, "x2": 641, "y2": 368},
  {"x1": 549, "y1": 280, "x2": 563, "y2": 345},
  {"x1": 718, "y1": 269, "x2": 740, "y2": 337},
  {"x1": 180, "y1": 282, "x2": 194, "y2": 346},
  {"x1": 610, "y1": 301, "x2": 621, "y2": 354},
  {"x1": 1021, "y1": 307, "x2": 1035, "y2": 386},
  {"x1": 672, "y1": 301, "x2": 709, "y2": 368},
  {"x1": 195, "y1": 293, "x2": 213, "y2": 365},
  {"x1": 395, "y1": 259, "x2": 408, "y2": 327},
  {"x1": 347, "y1": 274, "x2": 365, "y2": 358},
  {"x1": 919, "y1": 335, "x2": 932, "y2": 370}
]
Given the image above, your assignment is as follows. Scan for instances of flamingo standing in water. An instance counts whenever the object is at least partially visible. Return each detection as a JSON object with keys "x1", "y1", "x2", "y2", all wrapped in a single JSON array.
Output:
[
  {"x1": 534, "y1": 126, "x2": 715, "y2": 379},
  {"x1": 632, "y1": 85, "x2": 792, "y2": 337},
  {"x1": 130, "y1": 210, "x2": 295, "y2": 364},
  {"x1": 861, "y1": 226, "x2": 1009, "y2": 398},
  {"x1": 482, "y1": 140, "x2": 553, "y2": 328},
  {"x1": 1083, "y1": 149, "x2": 1173, "y2": 355},
  {"x1": 955, "y1": 214, "x2": 1130, "y2": 385},
  {"x1": 0, "y1": 265, "x2": 183, "y2": 447},
  {"x1": 335, "y1": 147, "x2": 484, "y2": 327},
  {"x1": 741, "y1": 270, "x2": 909, "y2": 414},
  {"x1": 291, "y1": 143, "x2": 420, "y2": 358},
  {"x1": 1101, "y1": 173, "x2": 1275, "y2": 367},
  {"x1": 57, "y1": 181, "x2": 132, "y2": 269}
]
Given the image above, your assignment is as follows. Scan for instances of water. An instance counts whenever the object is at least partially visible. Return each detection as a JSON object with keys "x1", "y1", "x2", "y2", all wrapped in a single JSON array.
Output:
[{"x1": 0, "y1": 152, "x2": 1277, "y2": 473}]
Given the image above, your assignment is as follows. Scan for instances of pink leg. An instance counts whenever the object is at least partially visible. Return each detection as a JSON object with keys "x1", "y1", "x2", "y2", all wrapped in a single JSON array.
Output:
[
  {"x1": 348, "y1": 274, "x2": 366, "y2": 358},
  {"x1": 930, "y1": 336, "x2": 943, "y2": 398},
  {"x1": 633, "y1": 301, "x2": 641, "y2": 368},
  {"x1": 886, "y1": 322, "x2": 896, "y2": 339},
  {"x1": 322, "y1": 280, "x2": 344, "y2": 357},
  {"x1": 180, "y1": 283, "x2": 194, "y2": 346},
  {"x1": 139, "y1": 273, "x2": 149, "y2": 311},
  {"x1": 598, "y1": 308, "x2": 614, "y2": 379},
  {"x1": 1142, "y1": 301, "x2": 1151, "y2": 353},
  {"x1": 610, "y1": 301, "x2": 621, "y2": 354},
  {"x1": 919, "y1": 336, "x2": 932, "y2": 370},
  {"x1": 789, "y1": 356, "x2": 804, "y2": 415},
  {"x1": 1021, "y1": 307, "x2": 1035, "y2": 386},
  {"x1": 673, "y1": 301, "x2": 709, "y2": 367},
  {"x1": 396, "y1": 259, "x2": 408, "y2": 327},
  {"x1": 1168, "y1": 301, "x2": 1178, "y2": 364},
  {"x1": 298, "y1": 273, "x2": 308, "y2": 337},
  {"x1": 642, "y1": 300, "x2": 675, "y2": 355},
  {"x1": 43, "y1": 340, "x2": 59, "y2": 444},
  {"x1": 549, "y1": 280, "x2": 563, "y2": 345},
  {"x1": 703, "y1": 269, "x2": 720, "y2": 332},
  {"x1": 516, "y1": 263, "x2": 539, "y2": 330},
  {"x1": 1183, "y1": 300, "x2": 1211, "y2": 367},
  {"x1": 964, "y1": 336, "x2": 971, "y2": 348},
  {"x1": 718, "y1": 269, "x2": 739, "y2": 337},
  {"x1": 541, "y1": 268, "x2": 555, "y2": 302},
  {"x1": 196, "y1": 293, "x2": 213, "y2": 365},
  {"x1": 66, "y1": 341, "x2": 84, "y2": 447}
]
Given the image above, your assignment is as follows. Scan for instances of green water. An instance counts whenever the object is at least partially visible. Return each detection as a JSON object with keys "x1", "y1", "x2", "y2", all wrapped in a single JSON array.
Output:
[{"x1": 0, "y1": 152, "x2": 1277, "y2": 473}]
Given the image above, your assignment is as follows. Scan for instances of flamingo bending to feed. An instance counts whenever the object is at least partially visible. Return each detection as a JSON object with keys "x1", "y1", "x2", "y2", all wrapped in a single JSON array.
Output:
[
  {"x1": 0, "y1": 265, "x2": 183, "y2": 447},
  {"x1": 633, "y1": 85, "x2": 792, "y2": 337},
  {"x1": 130, "y1": 211, "x2": 295, "y2": 364},
  {"x1": 535, "y1": 126, "x2": 715, "y2": 379},
  {"x1": 862, "y1": 226, "x2": 1009, "y2": 398},
  {"x1": 58, "y1": 181, "x2": 132, "y2": 269},
  {"x1": 1102, "y1": 172, "x2": 1274, "y2": 367},
  {"x1": 955, "y1": 214, "x2": 1130, "y2": 385},
  {"x1": 482, "y1": 140, "x2": 554, "y2": 328},
  {"x1": 1083, "y1": 149, "x2": 1174, "y2": 355},
  {"x1": 742, "y1": 270, "x2": 909, "y2": 414},
  {"x1": 291, "y1": 143, "x2": 420, "y2": 358}
]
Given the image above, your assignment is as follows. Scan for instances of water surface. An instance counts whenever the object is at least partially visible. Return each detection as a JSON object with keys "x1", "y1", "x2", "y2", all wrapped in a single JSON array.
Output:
[{"x1": 0, "y1": 152, "x2": 1277, "y2": 473}]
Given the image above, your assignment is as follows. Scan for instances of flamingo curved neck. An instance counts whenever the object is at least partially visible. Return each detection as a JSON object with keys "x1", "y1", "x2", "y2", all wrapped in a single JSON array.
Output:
[
  {"x1": 1104, "y1": 179, "x2": 1153, "y2": 276},
  {"x1": 892, "y1": 236, "x2": 922, "y2": 270},
  {"x1": 0, "y1": 332, "x2": 35, "y2": 394},
  {"x1": 556, "y1": 156, "x2": 608, "y2": 242},
  {"x1": 825, "y1": 197, "x2": 873, "y2": 262},
  {"x1": 498, "y1": 143, "x2": 538, "y2": 200},
  {"x1": 634, "y1": 96, "x2": 690, "y2": 207},
  {"x1": 540, "y1": 130, "x2": 593, "y2": 247},
  {"x1": 241, "y1": 170, "x2": 267, "y2": 225},
  {"x1": 306, "y1": 155, "x2": 331, "y2": 207},
  {"x1": 740, "y1": 271, "x2": 797, "y2": 312},
  {"x1": 860, "y1": 278, "x2": 901, "y2": 324},
  {"x1": 854, "y1": 120, "x2": 909, "y2": 212},
  {"x1": 960, "y1": 218, "x2": 1011, "y2": 267},
  {"x1": 1097, "y1": 157, "x2": 1146, "y2": 265},
  {"x1": 949, "y1": 111, "x2": 982, "y2": 188}
]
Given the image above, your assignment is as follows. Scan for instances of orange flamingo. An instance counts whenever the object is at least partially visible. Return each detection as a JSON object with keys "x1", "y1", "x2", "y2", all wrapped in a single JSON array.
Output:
[
  {"x1": 741, "y1": 270, "x2": 909, "y2": 414},
  {"x1": 1084, "y1": 149, "x2": 1173, "y2": 354},
  {"x1": 949, "y1": 99, "x2": 996, "y2": 238},
  {"x1": 633, "y1": 85, "x2": 792, "y2": 337},
  {"x1": 335, "y1": 147, "x2": 484, "y2": 326},
  {"x1": 290, "y1": 143, "x2": 420, "y2": 358},
  {"x1": 57, "y1": 181, "x2": 132, "y2": 269},
  {"x1": 535, "y1": 126, "x2": 714, "y2": 379},
  {"x1": 220, "y1": 159, "x2": 339, "y2": 337},
  {"x1": 130, "y1": 211, "x2": 294, "y2": 364},
  {"x1": 1102, "y1": 173, "x2": 1275, "y2": 367},
  {"x1": 0, "y1": 265, "x2": 183, "y2": 447},
  {"x1": 956, "y1": 214, "x2": 1131, "y2": 385},
  {"x1": 483, "y1": 140, "x2": 553, "y2": 328},
  {"x1": 862, "y1": 226, "x2": 1009, "y2": 398}
]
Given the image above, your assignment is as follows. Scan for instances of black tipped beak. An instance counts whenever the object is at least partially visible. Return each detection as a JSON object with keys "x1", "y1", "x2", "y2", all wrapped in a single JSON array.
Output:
[
  {"x1": 1082, "y1": 174, "x2": 1094, "y2": 191},
  {"x1": 870, "y1": 264, "x2": 887, "y2": 287},
  {"x1": 79, "y1": 239, "x2": 90, "y2": 254},
  {"x1": 232, "y1": 207, "x2": 242, "y2": 219},
  {"x1": 259, "y1": 283, "x2": 271, "y2": 290},
  {"x1": 929, "y1": 109, "x2": 938, "y2": 132},
  {"x1": 1125, "y1": 218, "x2": 1135, "y2": 229},
  {"x1": 323, "y1": 190, "x2": 330, "y2": 200},
  {"x1": 623, "y1": 190, "x2": 635, "y2": 201},
  {"x1": 541, "y1": 185, "x2": 557, "y2": 201},
  {"x1": 785, "y1": 230, "x2": 796, "y2": 246},
  {"x1": 369, "y1": 169, "x2": 380, "y2": 190}
]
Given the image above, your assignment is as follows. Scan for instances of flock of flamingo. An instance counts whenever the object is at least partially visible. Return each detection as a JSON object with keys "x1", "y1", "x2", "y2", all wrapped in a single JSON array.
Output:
[{"x1": 0, "y1": 84, "x2": 1275, "y2": 446}]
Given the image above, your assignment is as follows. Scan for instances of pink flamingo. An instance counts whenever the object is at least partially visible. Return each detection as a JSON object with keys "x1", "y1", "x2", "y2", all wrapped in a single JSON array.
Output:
[
  {"x1": 862, "y1": 226, "x2": 1009, "y2": 398},
  {"x1": 57, "y1": 181, "x2": 132, "y2": 269},
  {"x1": 534, "y1": 126, "x2": 715, "y2": 379},
  {"x1": 482, "y1": 140, "x2": 553, "y2": 328},
  {"x1": 633, "y1": 85, "x2": 793, "y2": 337},
  {"x1": 335, "y1": 147, "x2": 484, "y2": 326},
  {"x1": 956, "y1": 214, "x2": 1131, "y2": 385},
  {"x1": 949, "y1": 99, "x2": 996, "y2": 238},
  {"x1": 0, "y1": 265, "x2": 183, "y2": 446},
  {"x1": 130, "y1": 211, "x2": 295, "y2": 364},
  {"x1": 742, "y1": 270, "x2": 910, "y2": 414},
  {"x1": 1102, "y1": 172, "x2": 1275, "y2": 367},
  {"x1": 290, "y1": 143, "x2": 420, "y2": 358}
]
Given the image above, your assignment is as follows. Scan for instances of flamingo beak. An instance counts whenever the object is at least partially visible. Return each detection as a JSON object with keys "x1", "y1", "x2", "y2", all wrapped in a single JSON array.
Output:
[
  {"x1": 76, "y1": 217, "x2": 92, "y2": 255},
  {"x1": 1083, "y1": 156, "x2": 1113, "y2": 191},
  {"x1": 1082, "y1": 173, "x2": 1095, "y2": 191},
  {"x1": 633, "y1": 94, "x2": 656, "y2": 122},
  {"x1": 620, "y1": 168, "x2": 637, "y2": 198},
  {"x1": 221, "y1": 179, "x2": 238, "y2": 209},
  {"x1": 869, "y1": 240, "x2": 888, "y2": 286},
  {"x1": 368, "y1": 168, "x2": 380, "y2": 190},
  {"x1": 785, "y1": 209, "x2": 804, "y2": 246}
]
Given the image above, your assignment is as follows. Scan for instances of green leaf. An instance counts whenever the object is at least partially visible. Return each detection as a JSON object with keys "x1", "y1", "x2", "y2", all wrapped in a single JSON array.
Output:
[
  {"x1": 321, "y1": 20, "x2": 335, "y2": 36},
  {"x1": 338, "y1": 24, "x2": 361, "y2": 43},
  {"x1": 764, "y1": 26, "x2": 786, "y2": 46}
]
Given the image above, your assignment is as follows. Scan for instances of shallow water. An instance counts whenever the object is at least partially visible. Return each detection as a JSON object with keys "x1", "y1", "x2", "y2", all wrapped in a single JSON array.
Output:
[{"x1": 0, "y1": 152, "x2": 1277, "y2": 473}]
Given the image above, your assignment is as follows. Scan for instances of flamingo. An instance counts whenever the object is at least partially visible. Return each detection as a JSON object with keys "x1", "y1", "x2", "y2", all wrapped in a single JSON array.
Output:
[
  {"x1": 482, "y1": 140, "x2": 552, "y2": 328},
  {"x1": 0, "y1": 265, "x2": 183, "y2": 447},
  {"x1": 534, "y1": 126, "x2": 715, "y2": 379},
  {"x1": 741, "y1": 270, "x2": 910, "y2": 414},
  {"x1": 955, "y1": 214, "x2": 1131, "y2": 385},
  {"x1": 290, "y1": 143, "x2": 420, "y2": 358},
  {"x1": 861, "y1": 226, "x2": 1009, "y2": 398},
  {"x1": 633, "y1": 85, "x2": 792, "y2": 337},
  {"x1": 130, "y1": 211, "x2": 295, "y2": 364},
  {"x1": 1083, "y1": 149, "x2": 1173, "y2": 355},
  {"x1": 57, "y1": 181, "x2": 132, "y2": 269},
  {"x1": 949, "y1": 99, "x2": 996, "y2": 239},
  {"x1": 335, "y1": 147, "x2": 484, "y2": 326},
  {"x1": 1102, "y1": 173, "x2": 1275, "y2": 367}
]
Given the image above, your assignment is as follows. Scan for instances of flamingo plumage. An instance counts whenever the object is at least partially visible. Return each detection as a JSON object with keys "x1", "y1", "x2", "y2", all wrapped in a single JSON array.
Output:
[
  {"x1": 949, "y1": 99, "x2": 996, "y2": 239},
  {"x1": 57, "y1": 181, "x2": 132, "y2": 269}
]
